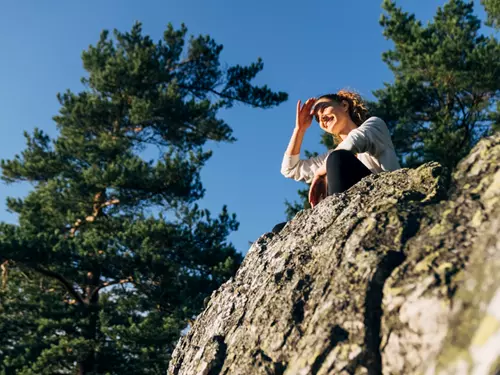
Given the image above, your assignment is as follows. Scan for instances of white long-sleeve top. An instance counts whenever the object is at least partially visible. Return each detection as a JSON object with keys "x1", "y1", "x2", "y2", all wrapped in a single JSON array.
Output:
[{"x1": 280, "y1": 116, "x2": 401, "y2": 183}]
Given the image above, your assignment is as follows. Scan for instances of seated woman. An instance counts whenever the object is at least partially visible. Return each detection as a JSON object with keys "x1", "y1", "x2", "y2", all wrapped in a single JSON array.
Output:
[{"x1": 272, "y1": 90, "x2": 401, "y2": 233}]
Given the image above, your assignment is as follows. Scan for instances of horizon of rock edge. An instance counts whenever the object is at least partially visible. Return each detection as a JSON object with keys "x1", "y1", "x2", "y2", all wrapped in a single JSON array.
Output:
[{"x1": 168, "y1": 133, "x2": 500, "y2": 375}]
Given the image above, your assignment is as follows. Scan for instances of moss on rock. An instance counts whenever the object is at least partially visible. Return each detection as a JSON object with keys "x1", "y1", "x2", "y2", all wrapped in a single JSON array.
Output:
[{"x1": 168, "y1": 134, "x2": 500, "y2": 375}]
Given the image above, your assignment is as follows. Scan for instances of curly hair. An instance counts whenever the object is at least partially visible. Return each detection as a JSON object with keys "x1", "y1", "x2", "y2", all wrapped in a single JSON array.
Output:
[{"x1": 316, "y1": 89, "x2": 370, "y2": 126}]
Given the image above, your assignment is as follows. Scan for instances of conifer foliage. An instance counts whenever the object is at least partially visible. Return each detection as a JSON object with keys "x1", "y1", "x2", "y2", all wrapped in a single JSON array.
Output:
[
  {"x1": 0, "y1": 23, "x2": 287, "y2": 374},
  {"x1": 373, "y1": 0, "x2": 500, "y2": 169}
]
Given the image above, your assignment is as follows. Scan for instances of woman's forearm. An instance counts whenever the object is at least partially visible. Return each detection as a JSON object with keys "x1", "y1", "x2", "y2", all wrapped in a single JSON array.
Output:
[
  {"x1": 315, "y1": 163, "x2": 327, "y2": 177},
  {"x1": 285, "y1": 127, "x2": 307, "y2": 156}
]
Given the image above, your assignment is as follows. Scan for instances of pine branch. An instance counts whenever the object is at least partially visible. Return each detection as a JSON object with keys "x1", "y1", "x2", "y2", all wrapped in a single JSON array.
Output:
[
  {"x1": 89, "y1": 277, "x2": 133, "y2": 300},
  {"x1": 178, "y1": 84, "x2": 257, "y2": 107},
  {"x1": 69, "y1": 197, "x2": 120, "y2": 236},
  {"x1": 33, "y1": 265, "x2": 85, "y2": 305}
]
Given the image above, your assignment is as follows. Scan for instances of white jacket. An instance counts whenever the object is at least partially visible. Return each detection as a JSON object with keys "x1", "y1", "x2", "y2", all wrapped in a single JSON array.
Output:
[{"x1": 280, "y1": 117, "x2": 401, "y2": 183}]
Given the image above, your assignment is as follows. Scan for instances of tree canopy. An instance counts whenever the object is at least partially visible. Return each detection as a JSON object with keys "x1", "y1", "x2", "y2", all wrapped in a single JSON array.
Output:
[
  {"x1": 373, "y1": 0, "x2": 499, "y2": 170},
  {"x1": 0, "y1": 22, "x2": 287, "y2": 374}
]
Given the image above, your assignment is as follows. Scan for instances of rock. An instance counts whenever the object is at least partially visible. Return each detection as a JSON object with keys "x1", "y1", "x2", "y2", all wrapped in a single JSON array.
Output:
[{"x1": 168, "y1": 134, "x2": 500, "y2": 375}]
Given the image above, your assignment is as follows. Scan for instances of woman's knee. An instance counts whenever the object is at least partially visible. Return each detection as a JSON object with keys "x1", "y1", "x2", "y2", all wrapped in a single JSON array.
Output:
[{"x1": 326, "y1": 149, "x2": 355, "y2": 169}]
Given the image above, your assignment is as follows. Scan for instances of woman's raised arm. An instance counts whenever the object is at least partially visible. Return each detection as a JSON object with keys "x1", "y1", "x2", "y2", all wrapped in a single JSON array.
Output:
[{"x1": 285, "y1": 98, "x2": 316, "y2": 157}]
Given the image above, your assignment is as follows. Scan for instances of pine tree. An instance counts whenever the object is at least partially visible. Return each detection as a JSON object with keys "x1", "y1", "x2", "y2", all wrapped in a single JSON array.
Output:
[
  {"x1": 373, "y1": 0, "x2": 499, "y2": 170},
  {"x1": 0, "y1": 22, "x2": 287, "y2": 374}
]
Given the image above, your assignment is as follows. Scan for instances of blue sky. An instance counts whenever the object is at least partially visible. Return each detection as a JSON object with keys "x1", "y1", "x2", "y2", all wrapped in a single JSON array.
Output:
[{"x1": 0, "y1": 0, "x2": 490, "y2": 255}]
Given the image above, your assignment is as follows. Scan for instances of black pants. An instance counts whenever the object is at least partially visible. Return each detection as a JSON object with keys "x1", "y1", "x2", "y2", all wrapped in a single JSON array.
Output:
[{"x1": 272, "y1": 150, "x2": 372, "y2": 233}]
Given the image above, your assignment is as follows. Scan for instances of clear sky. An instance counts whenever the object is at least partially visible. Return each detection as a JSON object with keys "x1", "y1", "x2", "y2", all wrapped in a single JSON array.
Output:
[{"x1": 0, "y1": 0, "x2": 490, "y2": 255}]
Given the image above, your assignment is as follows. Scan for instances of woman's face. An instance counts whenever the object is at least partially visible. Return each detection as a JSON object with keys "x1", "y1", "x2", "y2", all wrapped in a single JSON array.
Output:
[{"x1": 313, "y1": 98, "x2": 349, "y2": 134}]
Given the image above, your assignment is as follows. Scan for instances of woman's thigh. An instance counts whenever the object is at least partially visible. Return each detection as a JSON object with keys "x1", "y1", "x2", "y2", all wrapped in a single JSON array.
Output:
[{"x1": 326, "y1": 150, "x2": 372, "y2": 195}]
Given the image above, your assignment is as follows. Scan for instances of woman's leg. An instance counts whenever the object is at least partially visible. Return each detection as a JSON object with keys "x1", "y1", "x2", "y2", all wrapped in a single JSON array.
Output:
[
  {"x1": 271, "y1": 150, "x2": 371, "y2": 234},
  {"x1": 326, "y1": 150, "x2": 372, "y2": 195}
]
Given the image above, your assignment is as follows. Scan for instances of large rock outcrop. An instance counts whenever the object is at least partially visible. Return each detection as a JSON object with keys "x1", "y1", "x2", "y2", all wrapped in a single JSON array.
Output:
[{"x1": 168, "y1": 134, "x2": 500, "y2": 375}]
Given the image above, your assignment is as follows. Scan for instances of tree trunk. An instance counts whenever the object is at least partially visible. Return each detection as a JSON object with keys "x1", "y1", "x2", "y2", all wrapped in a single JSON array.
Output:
[{"x1": 78, "y1": 270, "x2": 100, "y2": 374}]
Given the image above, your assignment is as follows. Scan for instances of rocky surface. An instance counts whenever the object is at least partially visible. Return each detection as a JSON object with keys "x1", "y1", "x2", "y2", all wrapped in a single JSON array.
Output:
[{"x1": 168, "y1": 134, "x2": 500, "y2": 375}]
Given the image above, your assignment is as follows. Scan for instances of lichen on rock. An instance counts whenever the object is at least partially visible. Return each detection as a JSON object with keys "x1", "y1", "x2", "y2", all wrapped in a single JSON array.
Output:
[{"x1": 168, "y1": 134, "x2": 500, "y2": 375}]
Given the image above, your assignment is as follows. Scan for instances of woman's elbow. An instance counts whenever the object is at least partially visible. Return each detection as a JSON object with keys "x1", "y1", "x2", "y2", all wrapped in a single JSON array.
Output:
[
  {"x1": 280, "y1": 166, "x2": 295, "y2": 179},
  {"x1": 281, "y1": 167, "x2": 309, "y2": 183}
]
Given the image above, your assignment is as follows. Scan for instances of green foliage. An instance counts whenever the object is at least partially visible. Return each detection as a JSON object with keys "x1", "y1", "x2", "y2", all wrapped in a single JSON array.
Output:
[
  {"x1": 482, "y1": 0, "x2": 500, "y2": 29},
  {"x1": 373, "y1": 0, "x2": 500, "y2": 170},
  {"x1": 0, "y1": 22, "x2": 286, "y2": 374}
]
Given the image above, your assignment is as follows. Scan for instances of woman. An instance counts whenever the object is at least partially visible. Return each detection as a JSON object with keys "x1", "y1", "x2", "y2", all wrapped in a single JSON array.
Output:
[{"x1": 272, "y1": 90, "x2": 400, "y2": 233}]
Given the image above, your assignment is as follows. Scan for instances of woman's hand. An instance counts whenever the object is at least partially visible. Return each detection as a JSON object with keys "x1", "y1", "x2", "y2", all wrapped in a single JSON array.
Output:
[
  {"x1": 309, "y1": 172, "x2": 327, "y2": 208},
  {"x1": 296, "y1": 98, "x2": 317, "y2": 132}
]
